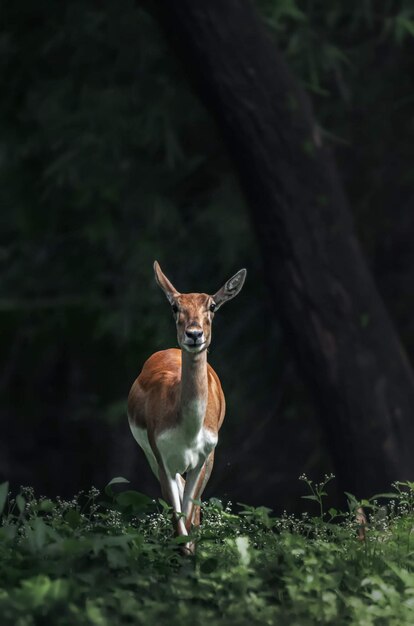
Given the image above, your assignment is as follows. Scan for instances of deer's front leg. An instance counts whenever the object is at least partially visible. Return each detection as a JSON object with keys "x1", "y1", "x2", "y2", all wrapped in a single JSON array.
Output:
[
  {"x1": 158, "y1": 464, "x2": 188, "y2": 538},
  {"x1": 183, "y1": 451, "x2": 215, "y2": 532}
]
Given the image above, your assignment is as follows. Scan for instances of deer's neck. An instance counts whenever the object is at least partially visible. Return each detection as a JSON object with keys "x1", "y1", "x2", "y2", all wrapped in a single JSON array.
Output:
[{"x1": 179, "y1": 350, "x2": 208, "y2": 439}]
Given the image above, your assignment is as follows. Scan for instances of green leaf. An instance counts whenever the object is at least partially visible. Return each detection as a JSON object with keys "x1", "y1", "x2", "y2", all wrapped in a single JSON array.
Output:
[
  {"x1": 301, "y1": 495, "x2": 319, "y2": 502},
  {"x1": 345, "y1": 492, "x2": 360, "y2": 510},
  {"x1": 105, "y1": 476, "x2": 130, "y2": 497},
  {"x1": 369, "y1": 493, "x2": 398, "y2": 500},
  {"x1": 385, "y1": 561, "x2": 414, "y2": 586},
  {"x1": 34, "y1": 518, "x2": 47, "y2": 550},
  {"x1": 19, "y1": 575, "x2": 69, "y2": 606},
  {"x1": 86, "y1": 599, "x2": 106, "y2": 626},
  {"x1": 172, "y1": 535, "x2": 193, "y2": 545},
  {"x1": 39, "y1": 499, "x2": 55, "y2": 512},
  {"x1": 106, "y1": 476, "x2": 130, "y2": 488},
  {"x1": 158, "y1": 498, "x2": 171, "y2": 511},
  {"x1": 208, "y1": 497, "x2": 223, "y2": 510},
  {"x1": 116, "y1": 490, "x2": 152, "y2": 511},
  {"x1": 64, "y1": 509, "x2": 81, "y2": 528},
  {"x1": 27, "y1": 518, "x2": 48, "y2": 552},
  {"x1": 16, "y1": 494, "x2": 26, "y2": 514},
  {"x1": 395, "y1": 15, "x2": 414, "y2": 43},
  {"x1": 0, "y1": 481, "x2": 9, "y2": 516}
]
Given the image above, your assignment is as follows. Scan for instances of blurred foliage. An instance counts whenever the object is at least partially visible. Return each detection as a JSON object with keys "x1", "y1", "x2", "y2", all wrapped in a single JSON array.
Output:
[
  {"x1": 1, "y1": 0, "x2": 414, "y2": 502},
  {"x1": 0, "y1": 0, "x2": 254, "y2": 354},
  {"x1": 0, "y1": 478, "x2": 414, "y2": 624}
]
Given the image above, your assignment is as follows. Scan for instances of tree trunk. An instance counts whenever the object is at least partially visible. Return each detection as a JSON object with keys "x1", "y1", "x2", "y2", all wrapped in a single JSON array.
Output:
[{"x1": 154, "y1": 0, "x2": 414, "y2": 497}]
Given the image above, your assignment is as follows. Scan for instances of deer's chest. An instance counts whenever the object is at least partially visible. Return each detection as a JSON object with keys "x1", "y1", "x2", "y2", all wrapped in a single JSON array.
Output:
[{"x1": 156, "y1": 425, "x2": 217, "y2": 476}]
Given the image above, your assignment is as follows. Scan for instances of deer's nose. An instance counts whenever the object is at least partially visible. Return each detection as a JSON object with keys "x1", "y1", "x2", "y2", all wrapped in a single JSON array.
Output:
[{"x1": 185, "y1": 329, "x2": 203, "y2": 342}]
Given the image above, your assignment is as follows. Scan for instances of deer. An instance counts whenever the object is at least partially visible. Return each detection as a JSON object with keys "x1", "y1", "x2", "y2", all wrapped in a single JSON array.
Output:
[{"x1": 127, "y1": 261, "x2": 246, "y2": 553}]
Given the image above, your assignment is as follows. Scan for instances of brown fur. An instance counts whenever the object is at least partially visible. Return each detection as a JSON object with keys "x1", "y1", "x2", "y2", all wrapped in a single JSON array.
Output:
[{"x1": 128, "y1": 348, "x2": 225, "y2": 435}]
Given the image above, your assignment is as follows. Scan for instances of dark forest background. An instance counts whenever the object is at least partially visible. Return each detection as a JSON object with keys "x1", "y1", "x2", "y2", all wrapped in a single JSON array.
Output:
[{"x1": 1, "y1": 0, "x2": 414, "y2": 512}]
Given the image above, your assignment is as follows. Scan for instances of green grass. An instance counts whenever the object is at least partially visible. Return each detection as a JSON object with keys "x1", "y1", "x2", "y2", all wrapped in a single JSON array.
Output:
[{"x1": 0, "y1": 476, "x2": 413, "y2": 625}]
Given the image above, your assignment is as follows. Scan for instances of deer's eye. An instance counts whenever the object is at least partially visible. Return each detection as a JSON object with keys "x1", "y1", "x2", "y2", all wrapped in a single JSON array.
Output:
[
  {"x1": 209, "y1": 303, "x2": 216, "y2": 312},
  {"x1": 172, "y1": 304, "x2": 178, "y2": 314}
]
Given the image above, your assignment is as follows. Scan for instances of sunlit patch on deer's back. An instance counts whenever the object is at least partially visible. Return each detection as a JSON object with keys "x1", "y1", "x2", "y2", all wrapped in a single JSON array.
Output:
[
  {"x1": 138, "y1": 349, "x2": 182, "y2": 391},
  {"x1": 127, "y1": 349, "x2": 181, "y2": 430}
]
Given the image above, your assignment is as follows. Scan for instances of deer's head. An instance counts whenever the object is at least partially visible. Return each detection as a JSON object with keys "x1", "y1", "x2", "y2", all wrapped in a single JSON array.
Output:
[{"x1": 154, "y1": 261, "x2": 246, "y2": 354}]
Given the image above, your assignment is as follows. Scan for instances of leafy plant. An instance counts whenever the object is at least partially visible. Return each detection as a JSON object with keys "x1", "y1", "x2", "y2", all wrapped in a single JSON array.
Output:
[{"x1": 0, "y1": 478, "x2": 413, "y2": 624}]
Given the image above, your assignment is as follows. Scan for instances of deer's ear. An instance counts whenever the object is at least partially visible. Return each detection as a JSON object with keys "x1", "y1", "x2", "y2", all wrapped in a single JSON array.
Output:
[
  {"x1": 153, "y1": 261, "x2": 180, "y2": 304},
  {"x1": 212, "y1": 269, "x2": 246, "y2": 310}
]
